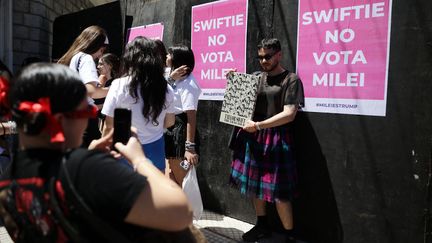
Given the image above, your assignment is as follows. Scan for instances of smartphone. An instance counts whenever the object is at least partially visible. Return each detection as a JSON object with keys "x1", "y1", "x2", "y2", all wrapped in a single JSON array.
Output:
[
  {"x1": 180, "y1": 160, "x2": 190, "y2": 171},
  {"x1": 113, "y1": 108, "x2": 131, "y2": 146}
]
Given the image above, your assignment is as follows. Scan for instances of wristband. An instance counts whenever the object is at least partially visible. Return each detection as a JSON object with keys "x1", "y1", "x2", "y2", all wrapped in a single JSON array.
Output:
[
  {"x1": 255, "y1": 122, "x2": 261, "y2": 131},
  {"x1": 0, "y1": 122, "x2": 5, "y2": 136},
  {"x1": 185, "y1": 147, "x2": 196, "y2": 153},
  {"x1": 185, "y1": 141, "x2": 196, "y2": 152},
  {"x1": 185, "y1": 145, "x2": 196, "y2": 151},
  {"x1": 167, "y1": 77, "x2": 177, "y2": 89},
  {"x1": 8, "y1": 121, "x2": 17, "y2": 134}
]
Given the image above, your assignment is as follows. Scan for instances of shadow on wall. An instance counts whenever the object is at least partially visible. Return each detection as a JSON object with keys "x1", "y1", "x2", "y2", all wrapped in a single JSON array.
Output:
[
  {"x1": 268, "y1": 111, "x2": 344, "y2": 243},
  {"x1": 196, "y1": 165, "x2": 225, "y2": 214}
]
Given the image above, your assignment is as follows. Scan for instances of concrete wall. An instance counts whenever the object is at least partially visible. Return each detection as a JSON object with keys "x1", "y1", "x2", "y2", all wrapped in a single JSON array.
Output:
[
  {"x1": 121, "y1": 0, "x2": 432, "y2": 242},
  {"x1": 11, "y1": 0, "x2": 95, "y2": 71},
  {"x1": 122, "y1": 0, "x2": 195, "y2": 48}
]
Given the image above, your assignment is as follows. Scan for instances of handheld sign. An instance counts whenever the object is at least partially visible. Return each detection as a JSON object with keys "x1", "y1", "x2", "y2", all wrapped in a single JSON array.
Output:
[{"x1": 219, "y1": 72, "x2": 260, "y2": 127}]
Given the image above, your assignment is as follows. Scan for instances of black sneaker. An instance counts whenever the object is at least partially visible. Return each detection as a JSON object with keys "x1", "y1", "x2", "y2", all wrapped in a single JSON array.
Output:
[{"x1": 242, "y1": 224, "x2": 271, "y2": 242}]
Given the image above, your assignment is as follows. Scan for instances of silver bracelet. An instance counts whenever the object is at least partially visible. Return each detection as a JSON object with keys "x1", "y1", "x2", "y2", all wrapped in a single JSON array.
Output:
[
  {"x1": 7, "y1": 121, "x2": 17, "y2": 134},
  {"x1": 185, "y1": 141, "x2": 196, "y2": 146},
  {"x1": 185, "y1": 141, "x2": 196, "y2": 151}
]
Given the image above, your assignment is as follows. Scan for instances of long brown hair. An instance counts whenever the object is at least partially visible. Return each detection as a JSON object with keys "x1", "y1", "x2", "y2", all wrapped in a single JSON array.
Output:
[{"x1": 57, "y1": 25, "x2": 107, "y2": 65}]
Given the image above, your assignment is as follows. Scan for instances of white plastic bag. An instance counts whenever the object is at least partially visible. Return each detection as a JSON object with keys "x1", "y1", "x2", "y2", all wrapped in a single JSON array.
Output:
[{"x1": 182, "y1": 166, "x2": 203, "y2": 220}]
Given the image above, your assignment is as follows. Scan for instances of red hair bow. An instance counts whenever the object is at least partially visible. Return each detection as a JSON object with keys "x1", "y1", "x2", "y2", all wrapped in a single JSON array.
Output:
[
  {"x1": 18, "y1": 97, "x2": 65, "y2": 143},
  {"x1": 0, "y1": 76, "x2": 10, "y2": 114}
]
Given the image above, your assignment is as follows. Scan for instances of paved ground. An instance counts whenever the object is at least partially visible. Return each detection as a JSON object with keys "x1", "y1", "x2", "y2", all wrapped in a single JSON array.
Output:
[
  {"x1": 195, "y1": 210, "x2": 253, "y2": 242},
  {"x1": 0, "y1": 210, "x2": 305, "y2": 242},
  {"x1": 196, "y1": 210, "x2": 307, "y2": 243}
]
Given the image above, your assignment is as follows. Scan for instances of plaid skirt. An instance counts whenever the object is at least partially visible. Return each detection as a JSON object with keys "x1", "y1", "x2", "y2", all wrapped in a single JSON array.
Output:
[{"x1": 229, "y1": 125, "x2": 298, "y2": 202}]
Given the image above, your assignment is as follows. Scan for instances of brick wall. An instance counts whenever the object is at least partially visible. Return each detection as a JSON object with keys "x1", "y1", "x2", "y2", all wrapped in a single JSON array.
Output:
[{"x1": 12, "y1": 0, "x2": 95, "y2": 71}]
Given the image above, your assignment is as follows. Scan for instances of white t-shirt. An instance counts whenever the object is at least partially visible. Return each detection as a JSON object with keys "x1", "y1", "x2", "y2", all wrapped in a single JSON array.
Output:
[
  {"x1": 169, "y1": 74, "x2": 201, "y2": 115},
  {"x1": 102, "y1": 76, "x2": 175, "y2": 144},
  {"x1": 69, "y1": 52, "x2": 99, "y2": 104}
]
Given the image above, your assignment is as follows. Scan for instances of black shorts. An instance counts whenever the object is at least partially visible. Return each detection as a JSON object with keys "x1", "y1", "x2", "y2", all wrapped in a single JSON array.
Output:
[{"x1": 164, "y1": 113, "x2": 199, "y2": 158}]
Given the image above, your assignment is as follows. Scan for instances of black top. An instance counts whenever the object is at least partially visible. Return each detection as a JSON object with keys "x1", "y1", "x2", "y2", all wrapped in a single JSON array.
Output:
[
  {"x1": 253, "y1": 70, "x2": 305, "y2": 120},
  {"x1": 3, "y1": 148, "x2": 149, "y2": 240}
]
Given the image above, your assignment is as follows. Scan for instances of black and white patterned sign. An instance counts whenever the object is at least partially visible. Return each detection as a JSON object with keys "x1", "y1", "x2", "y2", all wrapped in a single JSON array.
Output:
[{"x1": 220, "y1": 72, "x2": 260, "y2": 127}]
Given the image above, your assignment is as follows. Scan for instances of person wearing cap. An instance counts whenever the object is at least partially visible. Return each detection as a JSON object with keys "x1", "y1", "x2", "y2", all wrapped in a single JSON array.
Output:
[{"x1": 58, "y1": 25, "x2": 110, "y2": 147}]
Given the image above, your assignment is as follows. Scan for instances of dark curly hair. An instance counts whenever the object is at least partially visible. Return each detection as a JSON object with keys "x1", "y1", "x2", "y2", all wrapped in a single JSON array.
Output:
[
  {"x1": 123, "y1": 37, "x2": 168, "y2": 125},
  {"x1": 154, "y1": 39, "x2": 168, "y2": 67},
  {"x1": 257, "y1": 38, "x2": 281, "y2": 52}
]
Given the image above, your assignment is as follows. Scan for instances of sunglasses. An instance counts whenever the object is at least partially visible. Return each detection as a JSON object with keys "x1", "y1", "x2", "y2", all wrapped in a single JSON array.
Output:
[
  {"x1": 63, "y1": 104, "x2": 98, "y2": 119},
  {"x1": 256, "y1": 51, "x2": 279, "y2": 61}
]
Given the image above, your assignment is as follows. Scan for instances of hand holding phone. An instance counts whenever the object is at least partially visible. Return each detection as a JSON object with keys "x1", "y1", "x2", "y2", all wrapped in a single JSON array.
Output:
[{"x1": 113, "y1": 108, "x2": 131, "y2": 147}]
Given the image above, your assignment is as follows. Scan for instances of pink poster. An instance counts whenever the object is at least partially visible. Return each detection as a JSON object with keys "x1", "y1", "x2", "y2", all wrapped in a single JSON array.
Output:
[
  {"x1": 192, "y1": 0, "x2": 248, "y2": 100},
  {"x1": 296, "y1": 0, "x2": 393, "y2": 116},
  {"x1": 126, "y1": 23, "x2": 164, "y2": 43}
]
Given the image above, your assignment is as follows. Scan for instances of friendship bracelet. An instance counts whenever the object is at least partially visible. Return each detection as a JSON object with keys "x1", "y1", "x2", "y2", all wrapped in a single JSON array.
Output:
[
  {"x1": 185, "y1": 146, "x2": 196, "y2": 151},
  {"x1": 167, "y1": 76, "x2": 175, "y2": 84},
  {"x1": 185, "y1": 148, "x2": 195, "y2": 152},
  {"x1": 0, "y1": 122, "x2": 5, "y2": 136}
]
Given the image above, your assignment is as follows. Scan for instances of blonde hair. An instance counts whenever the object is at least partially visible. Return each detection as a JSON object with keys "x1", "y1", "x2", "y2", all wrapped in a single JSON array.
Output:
[{"x1": 57, "y1": 25, "x2": 107, "y2": 65}]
